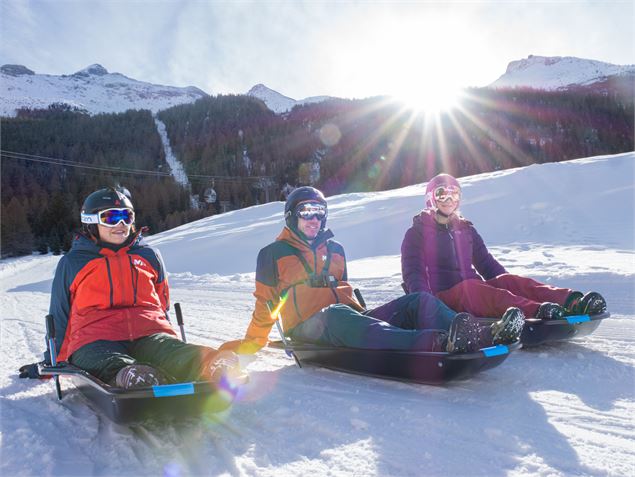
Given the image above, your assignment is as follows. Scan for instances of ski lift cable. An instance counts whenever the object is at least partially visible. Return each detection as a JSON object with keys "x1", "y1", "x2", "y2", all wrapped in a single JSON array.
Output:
[{"x1": 1, "y1": 149, "x2": 276, "y2": 182}]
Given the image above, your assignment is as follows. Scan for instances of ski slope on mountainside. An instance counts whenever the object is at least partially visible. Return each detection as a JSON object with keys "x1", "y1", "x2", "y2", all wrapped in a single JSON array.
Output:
[{"x1": 1, "y1": 153, "x2": 634, "y2": 477}]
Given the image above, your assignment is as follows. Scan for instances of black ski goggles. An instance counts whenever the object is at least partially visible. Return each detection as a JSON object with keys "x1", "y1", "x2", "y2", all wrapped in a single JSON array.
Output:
[{"x1": 294, "y1": 202, "x2": 327, "y2": 221}]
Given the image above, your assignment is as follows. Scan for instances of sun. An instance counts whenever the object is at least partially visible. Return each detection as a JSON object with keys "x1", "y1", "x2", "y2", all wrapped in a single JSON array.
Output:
[
  {"x1": 326, "y1": 11, "x2": 472, "y2": 113},
  {"x1": 393, "y1": 83, "x2": 463, "y2": 113}
]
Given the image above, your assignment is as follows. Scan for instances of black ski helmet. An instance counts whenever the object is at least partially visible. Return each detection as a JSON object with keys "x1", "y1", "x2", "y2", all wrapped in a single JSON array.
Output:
[
  {"x1": 80, "y1": 186, "x2": 134, "y2": 238},
  {"x1": 284, "y1": 186, "x2": 328, "y2": 232}
]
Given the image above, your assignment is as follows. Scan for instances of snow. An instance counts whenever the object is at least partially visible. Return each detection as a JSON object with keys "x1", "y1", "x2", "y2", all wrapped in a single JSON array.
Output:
[
  {"x1": 0, "y1": 64, "x2": 207, "y2": 117},
  {"x1": 246, "y1": 83, "x2": 332, "y2": 114},
  {"x1": 1, "y1": 152, "x2": 634, "y2": 476},
  {"x1": 489, "y1": 55, "x2": 635, "y2": 90},
  {"x1": 153, "y1": 116, "x2": 198, "y2": 209}
]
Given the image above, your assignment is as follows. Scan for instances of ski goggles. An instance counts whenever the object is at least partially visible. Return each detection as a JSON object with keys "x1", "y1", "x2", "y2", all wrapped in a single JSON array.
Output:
[
  {"x1": 81, "y1": 208, "x2": 135, "y2": 227},
  {"x1": 433, "y1": 185, "x2": 461, "y2": 203},
  {"x1": 295, "y1": 202, "x2": 327, "y2": 221}
]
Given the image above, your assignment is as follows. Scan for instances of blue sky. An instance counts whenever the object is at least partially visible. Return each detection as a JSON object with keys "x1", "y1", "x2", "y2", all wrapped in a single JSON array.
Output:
[{"x1": 1, "y1": 0, "x2": 633, "y2": 101}]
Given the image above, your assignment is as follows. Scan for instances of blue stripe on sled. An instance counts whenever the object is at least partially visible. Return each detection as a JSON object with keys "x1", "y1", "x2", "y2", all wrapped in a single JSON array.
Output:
[
  {"x1": 152, "y1": 382, "x2": 195, "y2": 397},
  {"x1": 566, "y1": 315, "x2": 590, "y2": 324},
  {"x1": 481, "y1": 345, "x2": 509, "y2": 357}
]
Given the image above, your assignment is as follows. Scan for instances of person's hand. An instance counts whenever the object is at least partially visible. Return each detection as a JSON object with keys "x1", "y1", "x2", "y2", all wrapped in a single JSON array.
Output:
[
  {"x1": 18, "y1": 362, "x2": 50, "y2": 379},
  {"x1": 219, "y1": 339, "x2": 262, "y2": 355}
]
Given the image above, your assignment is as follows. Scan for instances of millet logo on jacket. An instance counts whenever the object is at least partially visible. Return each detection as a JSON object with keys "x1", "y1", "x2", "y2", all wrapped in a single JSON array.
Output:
[{"x1": 133, "y1": 259, "x2": 145, "y2": 267}]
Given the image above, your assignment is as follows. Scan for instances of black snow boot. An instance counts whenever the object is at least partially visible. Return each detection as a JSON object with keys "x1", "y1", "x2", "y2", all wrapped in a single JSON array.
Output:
[
  {"x1": 536, "y1": 302, "x2": 565, "y2": 321},
  {"x1": 491, "y1": 307, "x2": 525, "y2": 345},
  {"x1": 114, "y1": 364, "x2": 164, "y2": 389},
  {"x1": 579, "y1": 292, "x2": 607, "y2": 315},
  {"x1": 563, "y1": 291, "x2": 584, "y2": 315},
  {"x1": 446, "y1": 313, "x2": 481, "y2": 354}
]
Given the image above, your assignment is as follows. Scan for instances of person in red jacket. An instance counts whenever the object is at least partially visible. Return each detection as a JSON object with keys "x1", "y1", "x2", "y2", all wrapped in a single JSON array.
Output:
[
  {"x1": 32, "y1": 186, "x2": 241, "y2": 389},
  {"x1": 401, "y1": 173, "x2": 607, "y2": 321},
  {"x1": 222, "y1": 186, "x2": 523, "y2": 356}
]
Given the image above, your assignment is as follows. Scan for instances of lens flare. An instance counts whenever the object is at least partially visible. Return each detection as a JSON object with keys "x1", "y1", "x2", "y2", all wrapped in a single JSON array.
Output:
[{"x1": 269, "y1": 293, "x2": 288, "y2": 321}]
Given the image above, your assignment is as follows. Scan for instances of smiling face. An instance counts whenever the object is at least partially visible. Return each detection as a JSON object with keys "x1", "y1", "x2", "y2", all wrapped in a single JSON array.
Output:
[
  {"x1": 436, "y1": 196, "x2": 460, "y2": 217},
  {"x1": 297, "y1": 215, "x2": 322, "y2": 241},
  {"x1": 97, "y1": 222, "x2": 131, "y2": 245}
]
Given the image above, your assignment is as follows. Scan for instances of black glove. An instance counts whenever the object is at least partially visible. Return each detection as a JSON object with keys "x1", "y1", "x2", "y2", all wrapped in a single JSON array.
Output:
[{"x1": 18, "y1": 362, "x2": 48, "y2": 379}]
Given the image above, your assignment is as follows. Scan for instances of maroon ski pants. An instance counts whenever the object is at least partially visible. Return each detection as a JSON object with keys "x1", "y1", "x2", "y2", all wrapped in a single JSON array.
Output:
[{"x1": 436, "y1": 273, "x2": 573, "y2": 319}]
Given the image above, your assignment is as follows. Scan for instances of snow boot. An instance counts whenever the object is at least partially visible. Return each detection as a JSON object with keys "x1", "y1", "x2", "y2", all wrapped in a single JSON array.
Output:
[
  {"x1": 563, "y1": 291, "x2": 584, "y2": 315},
  {"x1": 114, "y1": 364, "x2": 164, "y2": 389},
  {"x1": 490, "y1": 307, "x2": 525, "y2": 345},
  {"x1": 579, "y1": 292, "x2": 607, "y2": 315},
  {"x1": 536, "y1": 302, "x2": 565, "y2": 321},
  {"x1": 446, "y1": 312, "x2": 481, "y2": 354}
]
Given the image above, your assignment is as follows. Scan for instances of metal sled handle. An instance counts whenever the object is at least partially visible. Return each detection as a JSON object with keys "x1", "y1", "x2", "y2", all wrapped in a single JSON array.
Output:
[
  {"x1": 45, "y1": 314, "x2": 63, "y2": 400},
  {"x1": 266, "y1": 302, "x2": 302, "y2": 368}
]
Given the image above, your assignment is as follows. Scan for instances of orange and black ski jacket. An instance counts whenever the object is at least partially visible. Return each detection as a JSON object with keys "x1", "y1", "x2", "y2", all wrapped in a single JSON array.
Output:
[
  {"x1": 48, "y1": 231, "x2": 176, "y2": 363},
  {"x1": 245, "y1": 226, "x2": 364, "y2": 348}
]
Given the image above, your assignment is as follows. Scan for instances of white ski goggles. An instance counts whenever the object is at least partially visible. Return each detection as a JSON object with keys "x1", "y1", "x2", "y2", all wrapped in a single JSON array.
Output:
[
  {"x1": 295, "y1": 202, "x2": 327, "y2": 221},
  {"x1": 81, "y1": 208, "x2": 135, "y2": 227},
  {"x1": 433, "y1": 185, "x2": 461, "y2": 203}
]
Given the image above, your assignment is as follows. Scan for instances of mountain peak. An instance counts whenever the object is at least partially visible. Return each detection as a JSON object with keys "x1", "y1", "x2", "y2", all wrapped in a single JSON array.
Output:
[
  {"x1": 247, "y1": 83, "x2": 283, "y2": 96},
  {"x1": 246, "y1": 84, "x2": 297, "y2": 113},
  {"x1": 1, "y1": 64, "x2": 35, "y2": 76},
  {"x1": 491, "y1": 55, "x2": 635, "y2": 90},
  {"x1": 73, "y1": 64, "x2": 109, "y2": 76},
  {"x1": 1, "y1": 63, "x2": 208, "y2": 117}
]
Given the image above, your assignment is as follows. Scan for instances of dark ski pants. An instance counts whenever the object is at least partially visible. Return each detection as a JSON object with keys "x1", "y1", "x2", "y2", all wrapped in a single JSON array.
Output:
[
  {"x1": 287, "y1": 292, "x2": 456, "y2": 351},
  {"x1": 70, "y1": 333, "x2": 218, "y2": 385},
  {"x1": 437, "y1": 273, "x2": 574, "y2": 318}
]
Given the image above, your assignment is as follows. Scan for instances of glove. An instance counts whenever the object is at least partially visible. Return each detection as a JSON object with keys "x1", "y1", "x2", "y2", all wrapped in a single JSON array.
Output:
[
  {"x1": 219, "y1": 339, "x2": 262, "y2": 355},
  {"x1": 18, "y1": 362, "x2": 50, "y2": 379}
]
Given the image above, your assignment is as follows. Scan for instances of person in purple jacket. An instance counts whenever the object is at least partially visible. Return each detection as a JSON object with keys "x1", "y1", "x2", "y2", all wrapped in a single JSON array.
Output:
[{"x1": 401, "y1": 173, "x2": 607, "y2": 321}]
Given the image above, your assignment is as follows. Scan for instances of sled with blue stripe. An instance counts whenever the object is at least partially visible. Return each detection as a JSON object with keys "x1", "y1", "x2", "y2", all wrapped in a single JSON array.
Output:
[
  {"x1": 37, "y1": 305, "x2": 240, "y2": 424},
  {"x1": 38, "y1": 363, "x2": 236, "y2": 424},
  {"x1": 268, "y1": 340, "x2": 521, "y2": 385},
  {"x1": 478, "y1": 311, "x2": 610, "y2": 347}
]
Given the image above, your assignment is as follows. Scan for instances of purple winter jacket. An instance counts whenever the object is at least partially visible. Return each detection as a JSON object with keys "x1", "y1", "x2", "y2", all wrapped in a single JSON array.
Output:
[{"x1": 401, "y1": 210, "x2": 506, "y2": 294}]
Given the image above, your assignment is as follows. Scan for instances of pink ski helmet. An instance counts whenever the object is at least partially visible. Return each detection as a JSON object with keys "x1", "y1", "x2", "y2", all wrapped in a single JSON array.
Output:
[{"x1": 425, "y1": 173, "x2": 461, "y2": 210}]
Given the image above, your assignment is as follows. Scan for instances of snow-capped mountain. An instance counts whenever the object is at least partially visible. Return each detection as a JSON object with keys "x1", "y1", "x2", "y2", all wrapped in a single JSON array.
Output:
[
  {"x1": 0, "y1": 64, "x2": 208, "y2": 117},
  {"x1": 489, "y1": 55, "x2": 635, "y2": 90},
  {"x1": 247, "y1": 83, "x2": 332, "y2": 114}
]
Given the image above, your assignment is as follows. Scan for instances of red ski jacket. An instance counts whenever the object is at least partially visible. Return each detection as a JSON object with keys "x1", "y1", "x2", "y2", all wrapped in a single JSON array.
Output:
[{"x1": 48, "y1": 231, "x2": 176, "y2": 362}]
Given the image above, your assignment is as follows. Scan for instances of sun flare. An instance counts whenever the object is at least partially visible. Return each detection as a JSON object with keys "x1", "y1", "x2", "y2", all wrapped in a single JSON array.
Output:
[{"x1": 394, "y1": 84, "x2": 463, "y2": 113}]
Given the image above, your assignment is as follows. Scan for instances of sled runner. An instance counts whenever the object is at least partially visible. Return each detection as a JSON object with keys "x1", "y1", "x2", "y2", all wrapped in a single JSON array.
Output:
[
  {"x1": 478, "y1": 311, "x2": 610, "y2": 347},
  {"x1": 35, "y1": 304, "x2": 242, "y2": 424},
  {"x1": 268, "y1": 340, "x2": 521, "y2": 385}
]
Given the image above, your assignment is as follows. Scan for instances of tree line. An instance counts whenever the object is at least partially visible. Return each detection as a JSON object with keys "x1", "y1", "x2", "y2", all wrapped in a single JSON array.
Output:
[
  {"x1": 1, "y1": 108, "x2": 206, "y2": 257},
  {"x1": 2, "y1": 85, "x2": 633, "y2": 257}
]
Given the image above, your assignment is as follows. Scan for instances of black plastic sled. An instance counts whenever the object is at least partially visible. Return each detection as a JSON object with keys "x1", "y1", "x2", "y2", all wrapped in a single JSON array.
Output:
[
  {"x1": 38, "y1": 363, "x2": 236, "y2": 424},
  {"x1": 37, "y1": 304, "x2": 240, "y2": 424},
  {"x1": 269, "y1": 340, "x2": 521, "y2": 385},
  {"x1": 479, "y1": 312, "x2": 610, "y2": 347}
]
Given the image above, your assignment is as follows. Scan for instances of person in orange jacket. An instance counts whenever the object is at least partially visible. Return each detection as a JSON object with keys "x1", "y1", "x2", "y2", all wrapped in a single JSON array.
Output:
[
  {"x1": 20, "y1": 186, "x2": 241, "y2": 389},
  {"x1": 222, "y1": 187, "x2": 523, "y2": 355}
]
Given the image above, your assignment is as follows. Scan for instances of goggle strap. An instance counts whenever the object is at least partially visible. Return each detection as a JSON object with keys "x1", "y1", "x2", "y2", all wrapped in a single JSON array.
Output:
[{"x1": 80, "y1": 213, "x2": 100, "y2": 224}]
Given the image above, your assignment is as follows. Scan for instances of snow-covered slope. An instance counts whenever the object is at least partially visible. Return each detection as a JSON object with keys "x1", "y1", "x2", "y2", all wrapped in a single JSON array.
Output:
[
  {"x1": 0, "y1": 64, "x2": 208, "y2": 117},
  {"x1": 247, "y1": 83, "x2": 332, "y2": 113},
  {"x1": 1, "y1": 152, "x2": 633, "y2": 476},
  {"x1": 489, "y1": 55, "x2": 635, "y2": 90}
]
